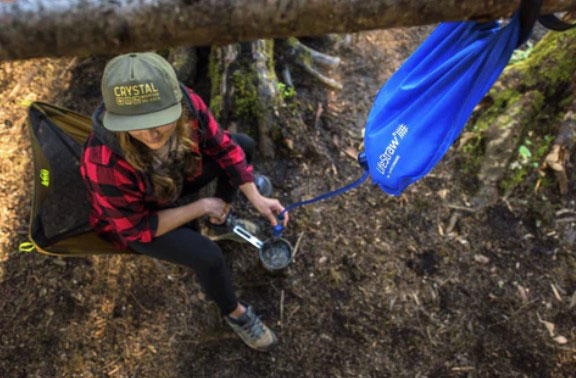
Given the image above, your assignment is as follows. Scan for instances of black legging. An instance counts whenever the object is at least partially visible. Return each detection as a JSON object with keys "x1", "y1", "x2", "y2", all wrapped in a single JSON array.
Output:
[
  {"x1": 129, "y1": 228, "x2": 238, "y2": 315},
  {"x1": 129, "y1": 133, "x2": 255, "y2": 316}
]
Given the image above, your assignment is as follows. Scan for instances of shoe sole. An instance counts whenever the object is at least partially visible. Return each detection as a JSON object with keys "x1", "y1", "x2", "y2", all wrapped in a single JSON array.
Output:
[{"x1": 238, "y1": 332, "x2": 278, "y2": 352}]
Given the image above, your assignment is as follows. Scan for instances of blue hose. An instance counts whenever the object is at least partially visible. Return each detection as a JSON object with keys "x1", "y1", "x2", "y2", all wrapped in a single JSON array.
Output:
[{"x1": 273, "y1": 167, "x2": 370, "y2": 237}]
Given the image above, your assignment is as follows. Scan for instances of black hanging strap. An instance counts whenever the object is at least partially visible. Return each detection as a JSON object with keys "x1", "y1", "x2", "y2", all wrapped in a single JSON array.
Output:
[
  {"x1": 518, "y1": 0, "x2": 544, "y2": 47},
  {"x1": 539, "y1": 14, "x2": 576, "y2": 31}
]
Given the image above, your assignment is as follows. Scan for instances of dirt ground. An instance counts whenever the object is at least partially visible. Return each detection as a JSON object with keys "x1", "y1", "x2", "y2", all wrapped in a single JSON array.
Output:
[{"x1": 1, "y1": 26, "x2": 576, "y2": 377}]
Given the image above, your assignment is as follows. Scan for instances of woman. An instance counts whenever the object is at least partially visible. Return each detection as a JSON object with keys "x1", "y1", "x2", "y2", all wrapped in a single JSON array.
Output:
[{"x1": 80, "y1": 52, "x2": 289, "y2": 352}]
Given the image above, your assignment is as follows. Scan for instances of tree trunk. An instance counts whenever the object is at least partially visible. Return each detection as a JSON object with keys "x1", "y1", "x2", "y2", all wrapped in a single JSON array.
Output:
[
  {"x1": 460, "y1": 27, "x2": 576, "y2": 207},
  {"x1": 209, "y1": 40, "x2": 313, "y2": 159},
  {"x1": 1, "y1": 0, "x2": 575, "y2": 61}
]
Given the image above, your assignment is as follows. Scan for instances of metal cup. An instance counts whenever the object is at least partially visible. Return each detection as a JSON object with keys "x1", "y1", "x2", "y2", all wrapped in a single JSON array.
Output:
[
  {"x1": 259, "y1": 238, "x2": 293, "y2": 272},
  {"x1": 232, "y1": 225, "x2": 293, "y2": 272}
]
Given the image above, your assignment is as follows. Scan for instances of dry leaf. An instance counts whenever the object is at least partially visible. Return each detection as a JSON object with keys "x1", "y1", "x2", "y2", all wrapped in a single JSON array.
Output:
[
  {"x1": 437, "y1": 189, "x2": 449, "y2": 199},
  {"x1": 544, "y1": 145, "x2": 565, "y2": 172},
  {"x1": 52, "y1": 258, "x2": 66, "y2": 267},
  {"x1": 553, "y1": 336, "x2": 568, "y2": 345},
  {"x1": 569, "y1": 291, "x2": 576, "y2": 310},
  {"x1": 542, "y1": 321, "x2": 555, "y2": 337},
  {"x1": 474, "y1": 254, "x2": 490, "y2": 264},
  {"x1": 537, "y1": 313, "x2": 557, "y2": 338},
  {"x1": 344, "y1": 146, "x2": 358, "y2": 160},
  {"x1": 542, "y1": 144, "x2": 569, "y2": 194},
  {"x1": 332, "y1": 134, "x2": 340, "y2": 147},
  {"x1": 516, "y1": 284, "x2": 529, "y2": 303},
  {"x1": 331, "y1": 164, "x2": 338, "y2": 175},
  {"x1": 551, "y1": 283, "x2": 563, "y2": 302}
]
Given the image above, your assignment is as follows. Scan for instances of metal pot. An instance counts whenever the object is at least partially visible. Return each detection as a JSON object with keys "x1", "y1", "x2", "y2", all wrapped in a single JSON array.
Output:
[{"x1": 232, "y1": 225, "x2": 293, "y2": 272}]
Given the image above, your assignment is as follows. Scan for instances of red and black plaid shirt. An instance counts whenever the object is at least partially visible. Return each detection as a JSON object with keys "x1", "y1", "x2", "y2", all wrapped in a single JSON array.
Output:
[{"x1": 80, "y1": 88, "x2": 253, "y2": 249}]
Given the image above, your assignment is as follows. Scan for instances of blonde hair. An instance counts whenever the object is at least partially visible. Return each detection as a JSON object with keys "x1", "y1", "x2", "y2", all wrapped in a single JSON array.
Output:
[{"x1": 118, "y1": 107, "x2": 198, "y2": 202}]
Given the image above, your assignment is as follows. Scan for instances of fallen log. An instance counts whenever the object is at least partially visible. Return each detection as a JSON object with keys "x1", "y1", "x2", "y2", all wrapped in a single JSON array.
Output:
[{"x1": 1, "y1": 0, "x2": 575, "y2": 61}]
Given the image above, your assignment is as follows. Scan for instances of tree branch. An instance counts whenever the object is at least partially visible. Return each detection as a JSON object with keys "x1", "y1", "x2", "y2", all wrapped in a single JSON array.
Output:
[{"x1": 1, "y1": 0, "x2": 575, "y2": 61}]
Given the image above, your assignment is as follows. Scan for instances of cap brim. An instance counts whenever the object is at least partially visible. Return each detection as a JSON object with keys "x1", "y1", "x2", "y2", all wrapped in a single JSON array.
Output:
[{"x1": 103, "y1": 102, "x2": 182, "y2": 132}]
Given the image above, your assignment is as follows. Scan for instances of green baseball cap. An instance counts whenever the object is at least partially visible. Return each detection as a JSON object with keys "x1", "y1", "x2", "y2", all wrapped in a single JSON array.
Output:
[{"x1": 101, "y1": 52, "x2": 183, "y2": 131}]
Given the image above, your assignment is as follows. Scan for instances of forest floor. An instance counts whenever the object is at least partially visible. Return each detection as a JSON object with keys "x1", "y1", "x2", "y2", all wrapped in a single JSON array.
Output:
[{"x1": 1, "y1": 26, "x2": 576, "y2": 377}]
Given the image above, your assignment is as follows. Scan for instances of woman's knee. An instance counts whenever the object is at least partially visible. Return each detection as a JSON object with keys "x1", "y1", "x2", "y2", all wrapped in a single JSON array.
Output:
[
  {"x1": 230, "y1": 133, "x2": 255, "y2": 163},
  {"x1": 129, "y1": 228, "x2": 226, "y2": 271},
  {"x1": 195, "y1": 238, "x2": 227, "y2": 271}
]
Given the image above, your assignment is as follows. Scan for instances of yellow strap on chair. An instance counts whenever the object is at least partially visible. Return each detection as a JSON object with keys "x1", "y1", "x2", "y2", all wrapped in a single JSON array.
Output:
[
  {"x1": 19, "y1": 242, "x2": 35, "y2": 253},
  {"x1": 17, "y1": 99, "x2": 33, "y2": 109}
]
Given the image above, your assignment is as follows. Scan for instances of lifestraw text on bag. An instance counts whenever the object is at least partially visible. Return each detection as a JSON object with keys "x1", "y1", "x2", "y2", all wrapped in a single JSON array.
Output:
[{"x1": 376, "y1": 124, "x2": 409, "y2": 176}]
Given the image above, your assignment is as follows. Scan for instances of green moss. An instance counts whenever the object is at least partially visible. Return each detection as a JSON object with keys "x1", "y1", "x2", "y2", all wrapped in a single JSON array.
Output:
[
  {"x1": 287, "y1": 37, "x2": 314, "y2": 67},
  {"x1": 507, "y1": 27, "x2": 576, "y2": 90},
  {"x1": 264, "y1": 39, "x2": 275, "y2": 74},
  {"x1": 559, "y1": 94, "x2": 576, "y2": 110},
  {"x1": 232, "y1": 70, "x2": 262, "y2": 120},
  {"x1": 473, "y1": 89, "x2": 522, "y2": 132},
  {"x1": 459, "y1": 137, "x2": 484, "y2": 177},
  {"x1": 498, "y1": 92, "x2": 546, "y2": 192},
  {"x1": 459, "y1": 90, "x2": 522, "y2": 176},
  {"x1": 500, "y1": 132, "x2": 555, "y2": 193},
  {"x1": 210, "y1": 95, "x2": 223, "y2": 121},
  {"x1": 276, "y1": 82, "x2": 295, "y2": 100},
  {"x1": 459, "y1": 26, "x2": 576, "y2": 195},
  {"x1": 208, "y1": 48, "x2": 223, "y2": 120},
  {"x1": 500, "y1": 165, "x2": 529, "y2": 192}
]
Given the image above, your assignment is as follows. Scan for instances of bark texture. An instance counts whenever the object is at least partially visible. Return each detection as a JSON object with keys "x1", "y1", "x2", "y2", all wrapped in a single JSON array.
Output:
[
  {"x1": 209, "y1": 40, "x2": 311, "y2": 159},
  {"x1": 463, "y1": 26, "x2": 576, "y2": 207},
  {"x1": 1, "y1": 0, "x2": 575, "y2": 61}
]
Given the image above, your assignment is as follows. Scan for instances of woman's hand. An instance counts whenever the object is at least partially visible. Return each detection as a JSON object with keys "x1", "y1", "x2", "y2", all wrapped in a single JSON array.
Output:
[
  {"x1": 240, "y1": 181, "x2": 289, "y2": 226},
  {"x1": 251, "y1": 195, "x2": 289, "y2": 226},
  {"x1": 201, "y1": 198, "x2": 229, "y2": 224}
]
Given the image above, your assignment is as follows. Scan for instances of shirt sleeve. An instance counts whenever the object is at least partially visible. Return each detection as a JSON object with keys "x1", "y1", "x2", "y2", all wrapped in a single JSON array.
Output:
[
  {"x1": 188, "y1": 89, "x2": 254, "y2": 186},
  {"x1": 82, "y1": 157, "x2": 158, "y2": 244}
]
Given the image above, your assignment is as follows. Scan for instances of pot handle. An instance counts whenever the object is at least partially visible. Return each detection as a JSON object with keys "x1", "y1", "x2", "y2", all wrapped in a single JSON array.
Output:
[{"x1": 232, "y1": 225, "x2": 264, "y2": 249}]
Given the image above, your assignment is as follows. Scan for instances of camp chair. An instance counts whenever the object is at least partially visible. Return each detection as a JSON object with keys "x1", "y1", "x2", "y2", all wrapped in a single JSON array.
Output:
[{"x1": 20, "y1": 102, "x2": 133, "y2": 256}]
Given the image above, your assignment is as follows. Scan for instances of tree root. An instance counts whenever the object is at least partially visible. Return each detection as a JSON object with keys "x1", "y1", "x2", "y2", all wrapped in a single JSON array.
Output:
[
  {"x1": 298, "y1": 63, "x2": 343, "y2": 91},
  {"x1": 286, "y1": 37, "x2": 341, "y2": 67},
  {"x1": 210, "y1": 40, "x2": 314, "y2": 159},
  {"x1": 470, "y1": 91, "x2": 543, "y2": 209},
  {"x1": 251, "y1": 39, "x2": 281, "y2": 158},
  {"x1": 282, "y1": 66, "x2": 294, "y2": 87},
  {"x1": 283, "y1": 37, "x2": 343, "y2": 90}
]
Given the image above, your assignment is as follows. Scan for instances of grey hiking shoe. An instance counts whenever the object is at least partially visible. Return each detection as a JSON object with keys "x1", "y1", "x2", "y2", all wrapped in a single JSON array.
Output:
[
  {"x1": 204, "y1": 213, "x2": 260, "y2": 243},
  {"x1": 225, "y1": 304, "x2": 278, "y2": 352},
  {"x1": 254, "y1": 174, "x2": 273, "y2": 197}
]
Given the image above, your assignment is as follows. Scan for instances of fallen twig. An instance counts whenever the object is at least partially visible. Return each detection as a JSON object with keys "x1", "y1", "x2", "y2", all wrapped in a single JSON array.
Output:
[
  {"x1": 129, "y1": 291, "x2": 152, "y2": 314},
  {"x1": 445, "y1": 204, "x2": 477, "y2": 213},
  {"x1": 286, "y1": 304, "x2": 301, "y2": 326},
  {"x1": 446, "y1": 212, "x2": 461, "y2": 234},
  {"x1": 292, "y1": 231, "x2": 305, "y2": 260},
  {"x1": 280, "y1": 289, "x2": 285, "y2": 328}
]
